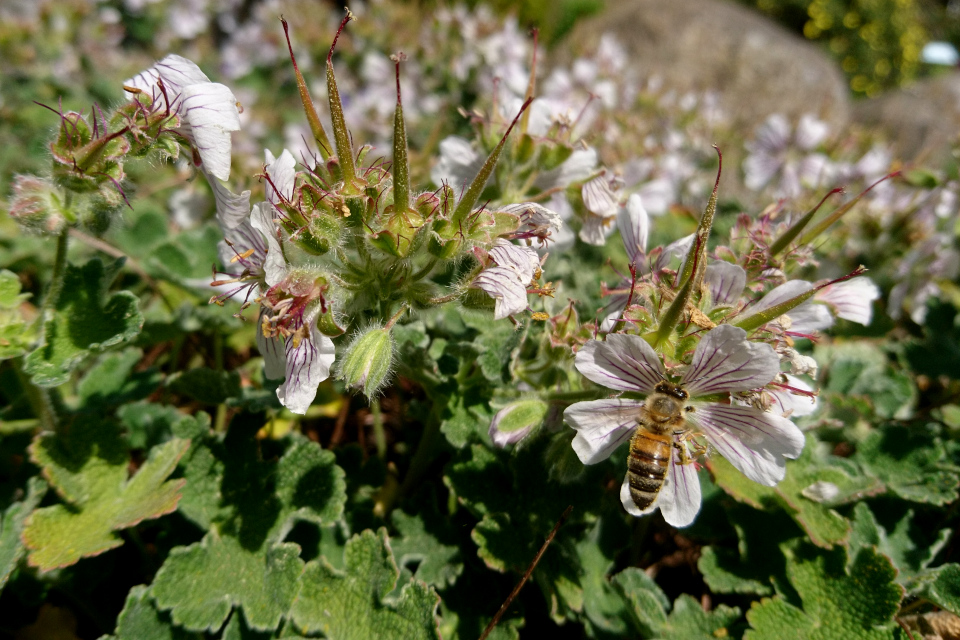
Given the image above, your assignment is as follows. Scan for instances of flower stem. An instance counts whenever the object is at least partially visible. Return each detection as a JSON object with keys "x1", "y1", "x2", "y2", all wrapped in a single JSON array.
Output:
[
  {"x1": 35, "y1": 227, "x2": 70, "y2": 332},
  {"x1": 12, "y1": 358, "x2": 58, "y2": 434},
  {"x1": 371, "y1": 398, "x2": 386, "y2": 460}
]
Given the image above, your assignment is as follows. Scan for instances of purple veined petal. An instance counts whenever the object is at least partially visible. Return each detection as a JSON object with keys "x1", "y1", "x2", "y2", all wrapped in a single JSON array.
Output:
[
  {"x1": 796, "y1": 114, "x2": 830, "y2": 150},
  {"x1": 575, "y1": 334, "x2": 665, "y2": 393},
  {"x1": 124, "y1": 67, "x2": 163, "y2": 103},
  {"x1": 582, "y1": 174, "x2": 620, "y2": 218},
  {"x1": 768, "y1": 374, "x2": 818, "y2": 418},
  {"x1": 579, "y1": 213, "x2": 614, "y2": 246},
  {"x1": 620, "y1": 473, "x2": 659, "y2": 517},
  {"x1": 489, "y1": 240, "x2": 539, "y2": 280},
  {"x1": 750, "y1": 114, "x2": 791, "y2": 155},
  {"x1": 256, "y1": 312, "x2": 286, "y2": 381},
  {"x1": 179, "y1": 82, "x2": 241, "y2": 181},
  {"x1": 740, "y1": 280, "x2": 814, "y2": 322},
  {"x1": 814, "y1": 277, "x2": 880, "y2": 325},
  {"x1": 787, "y1": 301, "x2": 834, "y2": 334},
  {"x1": 798, "y1": 153, "x2": 833, "y2": 189},
  {"x1": 637, "y1": 178, "x2": 673, "y2": 216},
  {"x1": 618, "y1": 194, "x2": 649, "y2": 265},
  {"x1": 743, "y1": 152, "x2": 783, "y2": 192},
  {"x1": 659, "y1": 444, "x2": 702, "y2": 528},
  {"x1": 276, "y1": 318, "x2": 336, "y2": 415},
  {"x1": 219, "y1": 216, "x2": 267, "y2": 274},
  {"x1": 535, "y1": 147, "x2": 599, "y2": 190},
  {"x1": 681, "y1": 325, "x2": 780, "y2": 396},
  {"x1": 564, "y1": 398, "x2": 643, "y2": 464},
  {"x1": 656, "y1": 233, "x2": 695, "y2": 273},
  {"x1": 431, "y1": 135, "x2": 483, "y2": 189},
  {"x1": 689, "y1": 402, "x2": 804, "y2": 486},
  {"x1": 498, "y1": 202, "x2": 563, "y2": 238},
  {"x1": 202, "y1": 166, "x2": 250, "y2": 230},
  {"x1": 265, "y1": 149, "x2": 297, "y2": 206},
  {"x1": 154, "y1": 54, "x2": 211, "y2": 95},
  {"x1": 250, "y1": 203, "x2": 287, "y2": 287},
  {"x1": 474, "y1": 266, "x2": 529, "y2": 320},
  {"x1": 703, "y1": 261, "x2": 746, "y2": 308}
]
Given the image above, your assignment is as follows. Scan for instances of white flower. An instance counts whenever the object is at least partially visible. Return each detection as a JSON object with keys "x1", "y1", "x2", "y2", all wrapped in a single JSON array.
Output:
[
  {"x1": 563, "y1": 326, "x2": 804, "y2": 527},
  {"x1": 743, "y1": 114, "x2": 834, "y2": 198},
  {"x1": 473, "y1": 240, "x2": 540, "y2": 320},
  {"x1": 125, "y1": 54, "x2": 249, "y2": 228},
  {"x1": 497, "y1": 202, "x2": 563, "y2": 245},
  {"x1": 258, "y1": 307, "x2": 336, "y2": 415},
  {"x1": 431, "y1": 136, "x2": 484, "y2": 190}
]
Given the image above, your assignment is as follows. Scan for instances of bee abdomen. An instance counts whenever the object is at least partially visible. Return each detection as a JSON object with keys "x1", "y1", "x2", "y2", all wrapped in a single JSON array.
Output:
[{"x1": 627, "y1": 430, "x2": 671, "y2": 511}]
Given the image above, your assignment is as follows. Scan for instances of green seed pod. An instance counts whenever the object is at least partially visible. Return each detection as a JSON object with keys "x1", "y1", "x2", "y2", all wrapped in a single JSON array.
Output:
[{"x1": 339, "y1": 326, "x2": 395, "y2": 398}]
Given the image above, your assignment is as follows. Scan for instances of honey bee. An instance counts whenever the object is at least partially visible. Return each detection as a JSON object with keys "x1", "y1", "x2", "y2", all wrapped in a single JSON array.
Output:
[{"x1": 626, "y1": 380, "x2": 697, "y2": 512}]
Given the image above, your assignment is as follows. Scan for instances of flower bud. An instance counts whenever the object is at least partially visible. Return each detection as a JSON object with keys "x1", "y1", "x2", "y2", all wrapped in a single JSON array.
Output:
[
  {"x1": 8, "y1": 175, "x2": 69, "y2": 235},
  {"x1": 338, "y1": 326, "x2": 395, "y2": 398},
  {"x1": 489, "y1": 399, "x2": 548, "y2": 447}
]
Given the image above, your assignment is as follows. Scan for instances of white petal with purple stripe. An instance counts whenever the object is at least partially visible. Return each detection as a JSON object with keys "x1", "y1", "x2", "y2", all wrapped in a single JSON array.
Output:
[
  {"x1": 575, "y1": 334, "x2": 665, "y2": 394},
  {"x1": 704, "y1": 261, "x2": 746, "y2": 308},
  {"x1": 179, "y1": 82, "x2": 241, "y2": 181},
  {"x1": 276, "y1": 319, "x2": 336, "y2": 415},
  {"x1": 659, "y1": 446, "x2": 702, "y2": 528},
  {"x1": 681, "y1": 325, "x2": 780, "y2": 396},
  {"x1": 564, "y1": 398, "x2": 643, "y2": 464},
  {"x1": 265, "y1": 149, "x2": 297, "y2": 205},
  {"x1": 617, "y1": 193, "x2": 648, "y2": 265},
  {"x1": 689, "y1": 403, "x2": 804, "y2": 486}
]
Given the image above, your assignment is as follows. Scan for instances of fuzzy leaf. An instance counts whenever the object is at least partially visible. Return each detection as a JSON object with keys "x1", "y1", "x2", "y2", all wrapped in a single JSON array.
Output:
[
  {"x1": 113, "y1": 585, "x2": 191, "y2": 640},
  {"x1": 151, "y1": 431, "x2": 346, "y2": 632},
  {"x1": 849, "y1": 502, "x2": 951, "y2": 582},
  {"x1": 390, "y1": 506, "x2": 463, "y2": 589},
  {"x1": 0, "y1": 477, "x2": 46, "y2": 589},
  {"x1": 166, "y1": 367, "x2": 242, "y2": 405},
  {"x1": 24, "y1": 258, "x2": 143, "y2": 387},
  {"x1": 0, "y1": 269, "x2": 33, "y2": 360},
  {"x1": 77, "y1": 348, "x2": 160, "y2": 408},
  {"x1": 612, "y1": 567, "x2": 670, "y2": 636},
  {"x1": 709, "y1": 437, "x2": 852, "y2": 548},
  {"x1": 916, "y1": 564, "x2": 960, "y2": 615},
  {"x1": 289, "y1": 528, "x2": 441, "y2": 640},
  {"x1": 744, "y1": 542, "x2": 903, "y2": 640},
  {"x1": 854, "y1": 423, "x2": 960, "y2": 505},
  {"x1": 818, "y1": 342, "x2": 916, "y2": 420},
  {"x1": 440, "y1": 393, "x2": 494, "y2": 449},
  {"x1": 22, "y1": 417, "x2": 188, "y2": 571}
]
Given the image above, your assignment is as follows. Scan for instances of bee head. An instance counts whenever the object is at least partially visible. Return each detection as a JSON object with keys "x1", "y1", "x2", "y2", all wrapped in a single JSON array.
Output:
[{"x1": 653, "y1": 381, "x2": 688, "y2": 401}]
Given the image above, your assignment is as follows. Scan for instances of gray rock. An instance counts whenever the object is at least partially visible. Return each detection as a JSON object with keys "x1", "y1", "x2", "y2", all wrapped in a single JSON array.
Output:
[
  {"x1": 853, "y1": 72, "x2": 960, "y2": 166},
  {"x1": 556, "y1": 0, "x2": 851, "y2": 133}
]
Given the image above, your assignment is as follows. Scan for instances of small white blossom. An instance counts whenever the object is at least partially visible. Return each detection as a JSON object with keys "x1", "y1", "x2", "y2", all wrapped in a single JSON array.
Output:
[{"x1": 474, "y1": 240, "x2": 540, "y2": 320}]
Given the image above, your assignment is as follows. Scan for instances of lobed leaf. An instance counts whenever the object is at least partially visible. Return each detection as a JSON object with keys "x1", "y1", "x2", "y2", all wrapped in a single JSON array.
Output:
[
  {"x1": 289, "y1": 528, "x2": 441, "y2": 640},
  {"x1": 0, "y1": 477, "x2": 46, "y2": 589},
  {"x1": 24, "y1": 258, "x2": 143, "y2": 387},
  {"x1": 22, "y1": 417, "x2": 189, "y2": 571}
]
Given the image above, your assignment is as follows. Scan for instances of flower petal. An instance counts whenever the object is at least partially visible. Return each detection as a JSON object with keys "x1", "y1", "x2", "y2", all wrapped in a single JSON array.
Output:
[
  {"x1": 582, "y1": 174, "x2": 619, "y2": 217},
  {"x1": 250, "y1": 203, "x2": 287, "y2": 287},
  {"x1": 265, "y1": 149, "x2": 297, "y2": 206},
  {"x1": 746, "y1": 280, "x2": 813, "y2": 316},
  {"x1": 535, "y1": 147, "x2": 598, "y2": 190},
  {"x1": 579, "y1": 214, "x2": 613, "y2": 246},
  {"x1": 489, "y1": 240, "x2": 539, "y2": 280},
  {"x1": 787, "y1": 301, "x2": 834, "y2": 334},
  {"x1": 564, "y1": 398, "x2": 642, "y2": 464},
  {"x1": 659, "y1": 446, "x2": 702, "y2": 528},
  {"x1": 276, "y1": 320, "x2": 336, "y2": 415},
  {"x1": 219, "y1": 217, "x2": 266, "y2": 274},
  {"x1": 815, "y1": 277, "x2": 880, "y2": 325},
  {"x1": 179, "y1": 82, "x2": 241, "y2": 181},
  {"x1": 575, "y1": 334, "x2": 665, "y2": 393},
  {"x1": 681, "y1": 325, "x2": 780, "y2": 395},
  {"x1": 256, "y1": 314, "x2": 286, "y2": 381},
  {"x1": 474, "y1": 266, "x2": 528, "y2": 320},
  {"x1": 704, "y1": 261, "x2": 746, "y2": 308},
  {"x1": 431, "y1": 136, "x2": 482, "y2": 189},
  {"x1": 768, "y1": 374, "x2": 818, "y2": 418},
  {"x1": 690, "y1": 403, "x2": 804, "y2": 486},
  {"x1": 618, "y1": 193, "x2": 648, "y2": 265},
  {"x1": 203, "y1": 166, "x2": 250, "y2": 230}
]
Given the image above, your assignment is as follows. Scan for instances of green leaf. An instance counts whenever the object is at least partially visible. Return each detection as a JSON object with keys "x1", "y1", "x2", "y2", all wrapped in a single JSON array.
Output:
[
  {"x1": 151, "y1": 431, "x2": 346, "y2": 632},
  {"x1": 289, "y1": 528, "x2": 441, "y2": 640},
  {"x1": 24, "y1": 258, "x2": 143, "y2": 387},
  {"x1": 113, "y1": 585, "x2": 191, "y2": 640},
  {"x1": 77, "y1": 348, "x2": 160, "y2": 408},
  {"x1": 390, "y1": 504, "x2": 463, "y2": 589},
  {"x1": 0, "y1": 269, "x2": 33, "y2": 360},
  {"x1": 440, "y1": 394, "x2": 494, "y2": 449},
  {"x1": 915, "y1": 564, "x2": 960, "y2": 615},
  {"x1": 575, "y1": 518, "x2": 632, "y2": 636},
  {"x1": 612, "y1": 567, "x2": 669, "y2": 637},
  {"x1": 744, "y1": 542, "x2": 903, "y2": 640},
  {"x1": 848, "y1": 503, "x2": 951, "y2": 582},
  {"x1": 166, "y1": 367, "x2": 242, "y2": 405},
  {"x1": 22, "y1": 417, "x2": 189, "y2": 571},
  {"x1": 854, "y1": 423, "x2": 960, "y2": 505},
  {"x1": 117, "y1": 403, "x2": 197, "y2": 451},
  {"x1": 0, "y1": 477, "x2": 46, "y2": 589},
  {"x1": 818, "y1": 342, "x2": 916, "y2": 420},
  {"x1": 709, "y1": 436, "x2": 852, "y2": 548},
  {"x1": 614, "y1": 568, "x2": 740, "y2": 639}
]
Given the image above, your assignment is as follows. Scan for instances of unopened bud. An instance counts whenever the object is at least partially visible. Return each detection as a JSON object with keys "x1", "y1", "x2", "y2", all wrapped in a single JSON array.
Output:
[
  {"x1": 8, "y1": 175, "x2": 69, "y2": 235},
  {"x1": 489, "y1": 399, "x2": 548, "y2": 447},
  {"x1": 339, "y1": 326, "x2": 395, "y2": 398}
]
